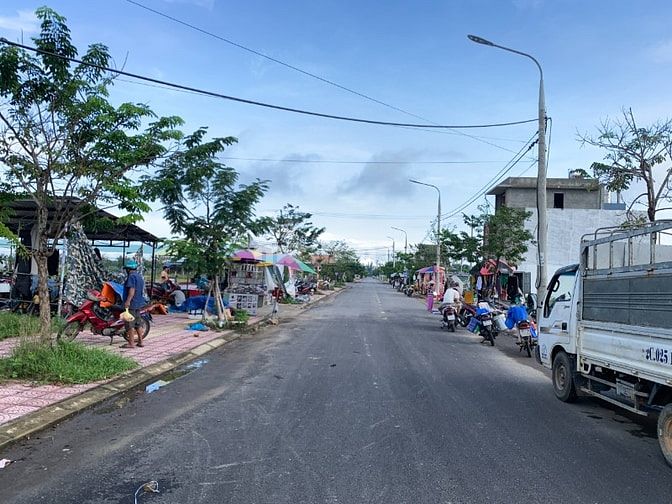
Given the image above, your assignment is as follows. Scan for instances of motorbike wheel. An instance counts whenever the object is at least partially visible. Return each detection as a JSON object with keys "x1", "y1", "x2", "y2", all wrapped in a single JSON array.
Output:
[
  {"x1": 58, "y1": 321, "x2": 82, "y2": 342},
  {"x1": 457, "y1": 309, "x2": 471, "y2": 327},
  {"x1": 485, "y1": 328, "x2": 495, "y2": 346},
  {"x1": 525, "y1": 341, "x2": 532, "y2": 358},
  {"x1": 449, "y1": 321, "x2": 456, "y2": 333}
]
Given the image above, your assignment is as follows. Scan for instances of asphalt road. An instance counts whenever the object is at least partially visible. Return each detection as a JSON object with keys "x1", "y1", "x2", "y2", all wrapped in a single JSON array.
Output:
[{"x1": 1, "y1": 279, "x2": 671, "y2": 503}]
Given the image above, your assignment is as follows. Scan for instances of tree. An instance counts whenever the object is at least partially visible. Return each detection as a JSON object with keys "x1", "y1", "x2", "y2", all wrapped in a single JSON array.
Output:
[
  {"x1": 482, "y1": 207, "x2": 533, "y2": 266},
  {"x1": 580, "y1": 108, "x2": 672, "y2": 222},
  {"x1": 144, "y1": 129, "x2": 268, "y2": 323},
  {"x1": 261, "y1": 204, "x2": 324, "y2": 256},
  {"x1": 0, "y1": 8, "x2": 184, "y2": 336}
]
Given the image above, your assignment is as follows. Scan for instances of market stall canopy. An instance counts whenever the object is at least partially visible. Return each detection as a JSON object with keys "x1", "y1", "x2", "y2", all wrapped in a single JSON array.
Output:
[
  {"x1": 2, "y1": 198, "x2": 159, "y2": 244},
  {"x1": 230, "y1": 249, "x2": 263, "y2": 262},
  {"x1": 278, "y1": 255, "x2": 316, "y2": 274},
  {"x1": 417, "y1": 265, "x2": 445, "y2": 274},
  {"x1": 262, "y1": 253, "x2": 316, "y2": 274},
  {"x1": 480, "y1": 258, "x2": 515, "y2": 276}
]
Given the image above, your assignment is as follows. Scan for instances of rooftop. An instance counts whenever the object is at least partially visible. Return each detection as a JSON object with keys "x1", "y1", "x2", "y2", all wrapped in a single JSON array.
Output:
[
  {"x1": 2, "y1": 198, "x2": 160, "y2": 244},
  {"x1": 486, "y1": 177, "x2": 601, "y2": 196}
]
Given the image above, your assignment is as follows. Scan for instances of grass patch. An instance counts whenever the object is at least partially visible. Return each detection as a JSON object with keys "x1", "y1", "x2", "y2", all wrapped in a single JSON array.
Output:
[
  {"x1": 0, "y1": 340, "x2": 137, "y2": 384},
  {"x1": 0, "y1": 312, "x2": 65, "y2": 341}
]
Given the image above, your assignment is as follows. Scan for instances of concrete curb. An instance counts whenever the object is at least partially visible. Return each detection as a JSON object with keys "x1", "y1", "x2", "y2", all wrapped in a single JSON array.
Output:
[{"x1": 0, "y1": 287, "x2": 347, "y2": 452}]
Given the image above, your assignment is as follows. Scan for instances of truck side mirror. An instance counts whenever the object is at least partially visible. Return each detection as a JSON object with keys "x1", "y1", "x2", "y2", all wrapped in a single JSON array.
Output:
[{"x1": 562, "y1": 322, "x2": 568, "y2": 331}]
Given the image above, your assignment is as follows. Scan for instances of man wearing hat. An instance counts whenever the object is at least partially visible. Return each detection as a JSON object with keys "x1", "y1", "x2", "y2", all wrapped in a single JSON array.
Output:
[{"x1": 122, "y1": 259, "x2": 146, "y2": 348}]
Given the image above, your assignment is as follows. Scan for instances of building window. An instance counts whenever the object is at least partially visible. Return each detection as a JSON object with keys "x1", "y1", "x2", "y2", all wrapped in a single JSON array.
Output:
[{"x1": 554, "y1": 193, "x2": 564, "y2": 209}]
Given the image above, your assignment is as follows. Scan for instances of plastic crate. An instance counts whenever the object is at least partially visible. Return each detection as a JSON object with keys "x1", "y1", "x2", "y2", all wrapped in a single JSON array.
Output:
[{"x1": 467, "y1": 317, "x2": 479, "y2": 333}]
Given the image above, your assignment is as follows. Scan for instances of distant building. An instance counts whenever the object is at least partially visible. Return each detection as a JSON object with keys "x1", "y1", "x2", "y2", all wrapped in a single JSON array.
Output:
[{"x1": 486, "y1": 173, "x2": 629, "y2": 291}]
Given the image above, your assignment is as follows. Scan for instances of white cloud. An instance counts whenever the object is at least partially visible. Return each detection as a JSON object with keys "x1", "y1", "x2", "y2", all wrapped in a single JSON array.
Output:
[
  {"x1": 0, "y1": 9, "x2": 39, "y2": 35},
  {"x1": 648, "y1": 39, "x2": 672, "y2": 64}
]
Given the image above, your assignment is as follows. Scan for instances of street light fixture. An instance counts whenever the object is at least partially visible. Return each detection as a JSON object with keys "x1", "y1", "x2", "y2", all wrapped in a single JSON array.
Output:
[
  {"x1": 391, "y1": 226, "x2": 408, "y2": 254},
  {"x1": 409, "y1": 179, "x2": 441, "y2": 286},
  {"x1": 467, "y1": 34, "x2": 547, "y2": 313},
  {"x1": 386, "y1": 236, "x2": 396, "y2": 268}
]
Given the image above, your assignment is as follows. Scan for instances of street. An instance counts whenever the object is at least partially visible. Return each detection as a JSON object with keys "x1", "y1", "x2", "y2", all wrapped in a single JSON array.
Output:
[{"x1": 1, "y1": 278, "x2": 670, "y2": 503}]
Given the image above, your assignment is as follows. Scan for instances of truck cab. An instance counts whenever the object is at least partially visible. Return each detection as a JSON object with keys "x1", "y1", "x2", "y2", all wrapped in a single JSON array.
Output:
[
  {"x1": 537, "y1": 221, "x2": 672, "y2": 467},
  {"x1": 538, "y1": 264, "x2": 579, "y2": 368}
]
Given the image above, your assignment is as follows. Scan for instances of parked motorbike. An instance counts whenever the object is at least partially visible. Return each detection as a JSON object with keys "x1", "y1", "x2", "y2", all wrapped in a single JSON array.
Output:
[
  {"x1": 457, "y1": 303, "x2": 476, "y2": 327},
  {"x1": 57, "y1": 290, "x2": 153, "y2": 344},
  {"x1": 296, "y1": 279, "x2": 316, "y2": 295},
  {"x1": 148, "y1": 279, "x2": 182, "y2": 305},
  {"x1": 476, "y1": 310, "x2": 496, "y2": 346},
  {"x1": 441, "y1": 304, "x2": 457, "y2": 332},
  {"x1": 516, "y1": 320, "x2": 536, "y2": 357},
  {"x1": 403, "y1": 285, "x2": 416, "y2": 297}
]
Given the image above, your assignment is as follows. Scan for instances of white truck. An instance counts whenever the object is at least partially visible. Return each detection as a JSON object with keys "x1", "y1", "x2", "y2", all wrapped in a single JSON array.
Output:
[{"x1": 538, "y1": 221, "x2": 672, "y2": 466}]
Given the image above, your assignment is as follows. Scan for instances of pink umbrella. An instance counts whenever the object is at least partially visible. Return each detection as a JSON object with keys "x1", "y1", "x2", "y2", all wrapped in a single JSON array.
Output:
[
  {"x1": 231, "y1": 249, "x2": 262, "y2": 262},
  {"x1": 277, "y1": 255, "x2": 317, "y2": 274}
]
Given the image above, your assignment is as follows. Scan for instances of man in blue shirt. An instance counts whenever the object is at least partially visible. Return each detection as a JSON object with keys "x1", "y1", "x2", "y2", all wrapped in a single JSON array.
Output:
[{"x1": 122, "y1": 260, "x2": 146, "y2": 348}]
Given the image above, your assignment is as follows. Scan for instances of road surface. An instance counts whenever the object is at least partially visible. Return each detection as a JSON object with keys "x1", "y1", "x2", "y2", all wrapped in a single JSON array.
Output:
[{"x1": 1, "y1": 279, "x2": 670, "y2": 503}]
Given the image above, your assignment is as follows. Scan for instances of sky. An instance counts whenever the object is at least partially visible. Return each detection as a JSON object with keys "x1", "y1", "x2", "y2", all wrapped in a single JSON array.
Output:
[{"x1": 1, "y1": 0, "x2": 672, "y2": 264}]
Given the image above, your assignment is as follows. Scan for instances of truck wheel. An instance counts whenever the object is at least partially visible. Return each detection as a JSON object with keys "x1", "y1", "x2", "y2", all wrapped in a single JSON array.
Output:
[
  {"x1": 552, "y1": 351, "x2": 577, "y2": 402},
  {"x1": 658, "y1": 404, "x2": 672, "y2": 467}
]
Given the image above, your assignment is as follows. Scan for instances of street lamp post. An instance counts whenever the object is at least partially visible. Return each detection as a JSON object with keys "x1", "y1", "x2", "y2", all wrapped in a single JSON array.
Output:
[
  {"x1": 409, "y1": 179, "x2": 441, "y2": 287},
  {"x1": 386, "y1": 236, "x2": 396, "y2": 268},
  {"x1": 391, "y1": 226, "x2": 408, "y2": 254},
  {"x1": 467, "y1": 34, "x2": 547, "y2": 313}
]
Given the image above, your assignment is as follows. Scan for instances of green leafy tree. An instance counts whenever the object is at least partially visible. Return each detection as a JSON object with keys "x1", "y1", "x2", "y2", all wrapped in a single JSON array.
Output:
[
  {"x1": 261, "y1": 204, "x2": 324, "y2": 256},
  {"x1": 0, "y1": 8, "x2": 183, "y2": 336},
  {"x1": 317, "y1": 241, "x2": 365, "y2": 282},
  {"x1": 580, "y1": 108, "x2": 672, "y2": 222},
  {"x1": 482, "y1": 207, "x2": 533, "y2": 266},
  {"x1": 144, "y1": 129, "x2": 269, "y2": 322}
]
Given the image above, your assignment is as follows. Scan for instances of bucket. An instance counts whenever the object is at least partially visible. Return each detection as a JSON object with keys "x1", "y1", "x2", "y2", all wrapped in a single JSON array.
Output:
[
  {"x1": 467, "y1": 317, "x2": 479, "y2": 333},
  {"x1": 493, "y1": 313, "x2": 507, "y2": 332}
]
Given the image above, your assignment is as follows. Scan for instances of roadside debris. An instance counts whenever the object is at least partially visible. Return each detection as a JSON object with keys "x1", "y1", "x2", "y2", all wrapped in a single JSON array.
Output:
[
  {"x1": 144, "y1": 380, "x2": 169, "y2": 393},
  {"x1": 134, "y1": 480, "x2": 159, "y2": 504},
  {"x1": 0, "y1": 458, "x2": 11, "y2": 469}
]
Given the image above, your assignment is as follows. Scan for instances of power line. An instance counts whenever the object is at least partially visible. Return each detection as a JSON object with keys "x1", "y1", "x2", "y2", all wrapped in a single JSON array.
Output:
[
  {"x1": 117, "y1": 72, "x2": 532, "y2": 155},
  {"x1": 0, "y1": 39, "x2": 538, "y2": 130},
  {"x1": 439, "y1": 132, "x2": 539, "y2": 219},
  {"x1": 225, "y1": 157, "x2": 507, "y2": 165},
  {"x1": 124, "y1": 0, "x2": 535, "y2": 144}
]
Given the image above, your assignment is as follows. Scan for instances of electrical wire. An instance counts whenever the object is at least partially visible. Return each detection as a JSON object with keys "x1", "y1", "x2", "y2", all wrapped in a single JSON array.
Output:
[
  {"x1": 116, "y1": 70, "x2": 533, "y2": 155},
  {"x1": 124, "y1": 0, "x2": 535, "y2": 153},
  {"x1": 0, "y1": 38, "x2": 538, "y2": 130},
  {"x1": 223, "y1": 157, "x2": 506, "y2": 165},
  {"x1": 439, "y1": 132, "x2": 539, "y2": 219}
]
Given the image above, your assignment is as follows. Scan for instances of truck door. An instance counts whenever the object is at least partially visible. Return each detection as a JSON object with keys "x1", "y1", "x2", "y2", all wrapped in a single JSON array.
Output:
[{"x1": 539, "y1": 266, "x2": 578, "y2": 364}]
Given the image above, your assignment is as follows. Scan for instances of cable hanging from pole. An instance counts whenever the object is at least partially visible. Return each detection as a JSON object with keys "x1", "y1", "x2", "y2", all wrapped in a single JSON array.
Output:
[{"x1": 0, "y1": 38, "x2": 538, "y2": 130}]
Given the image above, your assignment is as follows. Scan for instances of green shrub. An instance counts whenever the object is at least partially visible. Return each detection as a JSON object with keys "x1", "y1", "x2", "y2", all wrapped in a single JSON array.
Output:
[
  {"x1": 0, "y1": 312, "x2": 42, "y2": 341},
  {"x1": 233, "y1": 309, "x2": 250, "y2": 323},
  {"x1": 0, "y1": 340, "x2": 137, "y2": 384}
]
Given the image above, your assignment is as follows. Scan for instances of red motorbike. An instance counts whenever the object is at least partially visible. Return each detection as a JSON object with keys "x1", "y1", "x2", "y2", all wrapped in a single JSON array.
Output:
[{"x1": 57, "y1": 290, "x2": 153, "y2": 344}]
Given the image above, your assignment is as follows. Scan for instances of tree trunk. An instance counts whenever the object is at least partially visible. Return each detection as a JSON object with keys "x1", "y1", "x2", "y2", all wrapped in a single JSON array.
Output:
[
  {"x1": 35, "y1": 203, "x2": 52, "y2": 341},
  {"x1": 213, "y1": 274, "x2": 224, "y2": 322}
]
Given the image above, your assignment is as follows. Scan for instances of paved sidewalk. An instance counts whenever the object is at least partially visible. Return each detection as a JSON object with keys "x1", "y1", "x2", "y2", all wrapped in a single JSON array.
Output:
[{"x1": 0, "y1": 288, "x2": 342, "y2": 432}]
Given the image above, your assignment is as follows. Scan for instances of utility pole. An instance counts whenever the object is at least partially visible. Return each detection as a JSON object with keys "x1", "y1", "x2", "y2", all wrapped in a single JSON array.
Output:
[
  {"x1": 387, "y1": 236, "x2": 396, "y2": 268},
  {"x1": 468, "y1": 34, "x2": 547, "y2": 313},
  {"x1": 409, "y1": 179, "x2": 442, "y2": 291},
  {"x1": 391, "y1": 226, "x2": 408, "y2": 254}
]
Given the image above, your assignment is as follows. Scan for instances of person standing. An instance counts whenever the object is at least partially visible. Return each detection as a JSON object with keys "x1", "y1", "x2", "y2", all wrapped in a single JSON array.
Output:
[{"x1": 122, "y1": 260, "x2": 146, "y2": 348}]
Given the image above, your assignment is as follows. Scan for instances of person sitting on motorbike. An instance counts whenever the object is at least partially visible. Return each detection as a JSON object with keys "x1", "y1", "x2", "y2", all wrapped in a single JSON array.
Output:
[{"x1": 437, "y1": 283, "x2": 462, "y2": 321}]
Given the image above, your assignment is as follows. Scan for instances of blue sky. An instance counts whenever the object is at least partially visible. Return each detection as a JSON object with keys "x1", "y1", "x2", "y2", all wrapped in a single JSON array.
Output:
[{"x1": 1, "y1": 0, "x2": 671, "y2": 263}]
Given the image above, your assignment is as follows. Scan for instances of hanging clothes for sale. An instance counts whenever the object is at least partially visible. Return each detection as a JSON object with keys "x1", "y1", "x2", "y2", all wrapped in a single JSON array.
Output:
[{"x1": 62, "y1": 223, "x2": 118, "y2": 308}]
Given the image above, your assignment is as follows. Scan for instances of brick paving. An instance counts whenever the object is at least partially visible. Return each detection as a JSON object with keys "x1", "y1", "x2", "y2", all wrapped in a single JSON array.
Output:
[{"x1": 0, "y1": 309, "x2": 271, "y2": 426}]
